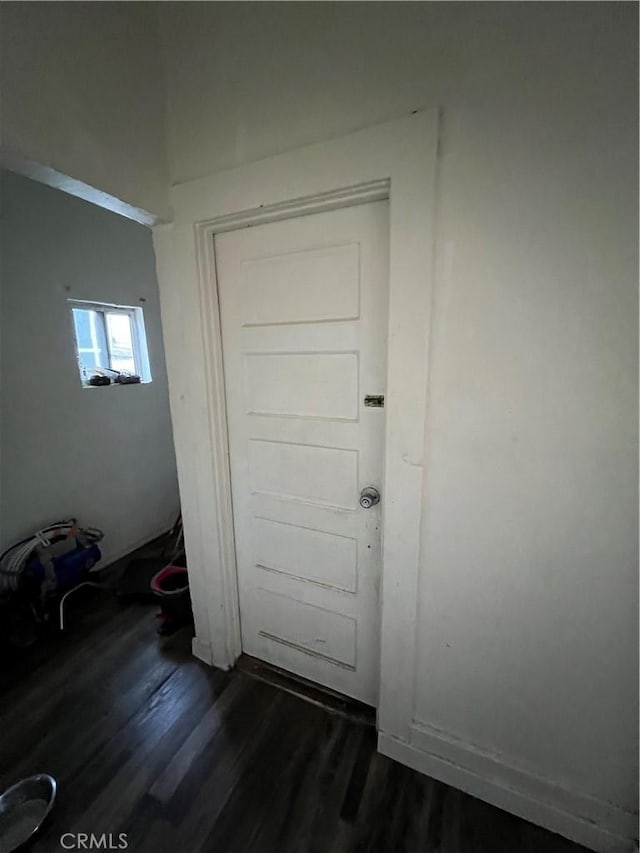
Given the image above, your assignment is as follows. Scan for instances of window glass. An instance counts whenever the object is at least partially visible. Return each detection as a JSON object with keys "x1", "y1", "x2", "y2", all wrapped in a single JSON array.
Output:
[
  {"x1": 106, "y1": 312, "x2": 136, "y2": 374},
  {"x1": 72, "y1": 308, "x2": 108, "y2": 380},
  {"x1": 73, "y1": 308, "x2": 93, "y2": 348},
  {"x1": 69, "y1": 301, "x2": 151, "y2": 385}
]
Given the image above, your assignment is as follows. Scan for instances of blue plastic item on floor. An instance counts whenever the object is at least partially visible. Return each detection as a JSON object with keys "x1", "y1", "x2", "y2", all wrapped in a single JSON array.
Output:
[{"x1": 25, "y1": 544, "x2": 102, "y2": 591}]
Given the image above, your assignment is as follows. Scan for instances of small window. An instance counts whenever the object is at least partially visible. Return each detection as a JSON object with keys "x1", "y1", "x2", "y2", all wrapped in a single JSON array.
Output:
[{"x1": 69, "y1": 300, "x2": 152, "y2": 385}]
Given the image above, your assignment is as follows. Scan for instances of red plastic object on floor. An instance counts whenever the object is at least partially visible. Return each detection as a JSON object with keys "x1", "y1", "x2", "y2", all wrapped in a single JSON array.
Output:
[
  {"x1": 150, "y1": 565, "x2": 192, "y2": 635},
  {"x1": 150, "y1": 564, "x2": 188, "y2": 595}
]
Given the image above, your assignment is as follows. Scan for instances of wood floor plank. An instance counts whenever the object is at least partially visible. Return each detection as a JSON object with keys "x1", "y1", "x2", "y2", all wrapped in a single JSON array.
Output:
[
  {"x1": 143, "y1": 682, "x2": 288, "y2": 853},
  {"x1": 67, "y1": 663, "x2": 226, "y2": 835},
  {"x1": 201, "y1": 692, "x2": 327, "y2": 853},
  {"x1": 148, "y1": 673, "x2": 249, "y2": 805},
  {"x1": 0, "y1": 596, "x2": 593, "y2": 853}
]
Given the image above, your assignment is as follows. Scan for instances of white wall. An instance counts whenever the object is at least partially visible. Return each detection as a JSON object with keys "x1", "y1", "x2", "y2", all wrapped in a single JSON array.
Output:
[
  {"x1": 1, "y1": 170, "x2": 179, "y2": 566},
  {"x1": 0, "y1": 2, "x2": 170, "y2": 222},
  {"x1": 158, "y1": 0, "x2": 638, "y2": 842}
]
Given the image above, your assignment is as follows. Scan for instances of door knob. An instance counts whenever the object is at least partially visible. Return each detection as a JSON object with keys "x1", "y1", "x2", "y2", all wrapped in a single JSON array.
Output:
[{"x1": 359, "y1": 487, "x2": 380, "y2": 509}]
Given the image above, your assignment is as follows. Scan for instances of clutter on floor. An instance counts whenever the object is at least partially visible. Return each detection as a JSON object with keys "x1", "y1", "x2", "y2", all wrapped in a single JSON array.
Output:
[
  {"x1": 0, "y1": 520, "x2": 104, "y2": 645},
  {"x1": 0, "y1": 774, "x2": 56, "y2": 853},
  {"x1": 114, "y1": 515, "x2": 192, "y2": 636},
  {"x1": 114, "y1": 514, "x2": 185, "y2": 603},
  {"x1": 150, "y1": 563, "x2": 191, "y2": 636},
  {"x1": 0, "y1": 516, "x2": 191, "y2": 652}
]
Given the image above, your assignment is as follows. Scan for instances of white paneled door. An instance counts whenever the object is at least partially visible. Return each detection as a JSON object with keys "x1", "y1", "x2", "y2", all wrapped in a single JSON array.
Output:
[{"x1": 216, "y1": 201, "x2": 389, "y2": 706}]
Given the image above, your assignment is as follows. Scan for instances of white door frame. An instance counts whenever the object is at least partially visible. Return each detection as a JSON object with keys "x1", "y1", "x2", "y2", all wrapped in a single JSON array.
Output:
[{"x1": 153, "y1": 110, "x2": 439, "y2": 738}]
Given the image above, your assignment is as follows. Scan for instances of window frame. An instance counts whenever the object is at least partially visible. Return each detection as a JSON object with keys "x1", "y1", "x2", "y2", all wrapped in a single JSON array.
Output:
[{"x1": 68, "y1": 299, "x2": 152, "y2": 386}]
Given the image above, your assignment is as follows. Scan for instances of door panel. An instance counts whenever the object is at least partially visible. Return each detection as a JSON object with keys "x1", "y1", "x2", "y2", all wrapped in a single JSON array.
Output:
[
  {"x1": 244, "y1": 352, "x2": 359, "y2": 420},
  {"x1": 248, "y1": 439, "x2": 359, "y2": 509},
  {"x1": 216, "y1": 200, "x2": 389, "y2": 705},
  {"x1": 242, "y1": 242, "x2": 360, "y2": 325},
  {"x1": 252, "y1": 517, "x2": 357, "y2": 593}
]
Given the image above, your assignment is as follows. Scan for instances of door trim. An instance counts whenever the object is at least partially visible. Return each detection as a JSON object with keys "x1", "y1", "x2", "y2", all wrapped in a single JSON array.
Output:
[
  {"x1": 195, "y1": 180, "x2": 391, "y2": 676},
  {"x1": 153, "y1": 109, "x2": 439, "y2": 735},
  {"x1": 197, "y1": 178, "x2": 390, "y2": 235}
]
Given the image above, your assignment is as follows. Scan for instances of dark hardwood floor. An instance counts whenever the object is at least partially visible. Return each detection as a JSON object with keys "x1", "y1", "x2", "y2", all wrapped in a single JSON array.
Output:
[{"x1": 0, "y1": 592, "x2": 591, "y2": 852}]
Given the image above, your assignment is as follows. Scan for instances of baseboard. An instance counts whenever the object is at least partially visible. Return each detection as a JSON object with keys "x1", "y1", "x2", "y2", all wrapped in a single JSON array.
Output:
[
  {"x1": 378, "y1": 728, "x2": 637, "y2": 853},
  {"x1": 98, "y1": 524, "x2": 175, "y2": 570}
]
